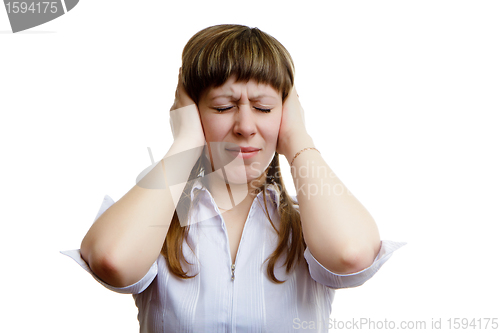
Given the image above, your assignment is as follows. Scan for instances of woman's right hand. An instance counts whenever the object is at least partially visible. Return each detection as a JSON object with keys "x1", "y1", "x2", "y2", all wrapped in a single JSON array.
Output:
[{"x1": 169, "y1": 68, "x2": 206, "y2": 148}]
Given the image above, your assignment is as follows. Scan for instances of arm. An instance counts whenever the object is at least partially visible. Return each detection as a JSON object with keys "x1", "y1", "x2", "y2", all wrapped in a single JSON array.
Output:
[
  {"x1": 277, "y1": 87, "x2": 381, "y2": 275},
  {"x1": 80, "y1": 72, "x2": 205, "y2": 287}
]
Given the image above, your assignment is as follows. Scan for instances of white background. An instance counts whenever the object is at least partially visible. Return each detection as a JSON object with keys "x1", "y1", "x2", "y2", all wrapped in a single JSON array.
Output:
[{"x1": 1, "y1": 1, "x2": 499, "y2": 332}]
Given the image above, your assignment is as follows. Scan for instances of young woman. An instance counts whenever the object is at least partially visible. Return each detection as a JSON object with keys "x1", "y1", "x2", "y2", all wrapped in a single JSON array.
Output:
[{"x1": 62, "y1": 24, "x2": 404, "y2": 332}]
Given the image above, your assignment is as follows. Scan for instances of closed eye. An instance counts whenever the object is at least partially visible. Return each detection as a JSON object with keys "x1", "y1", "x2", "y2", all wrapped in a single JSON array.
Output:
[
  {"x1": 254, "y1": 107, "x2": 272, "y2": 113},
  {"x1": 214, "y1": 106, "x2": 272, "y2": 113},
  {"x1": 215, "y1": 106, "x2": 233, "y2": 112}
]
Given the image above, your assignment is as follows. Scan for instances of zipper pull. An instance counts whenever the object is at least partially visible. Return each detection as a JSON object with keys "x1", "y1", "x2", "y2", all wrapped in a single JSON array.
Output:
[{"x1": 231, "y1": 264, "x2": 235, "y2": 281}]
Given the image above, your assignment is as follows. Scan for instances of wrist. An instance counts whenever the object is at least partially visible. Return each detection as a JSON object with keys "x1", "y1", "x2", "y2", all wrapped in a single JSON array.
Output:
[{"x1": 283, "y1": 134, "x2": 315, "y2": 165}]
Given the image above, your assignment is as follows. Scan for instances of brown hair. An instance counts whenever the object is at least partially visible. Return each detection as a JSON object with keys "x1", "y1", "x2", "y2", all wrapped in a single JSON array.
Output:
[{"x1": 161, "y1": 24, "x2": 305, "y2": 283}]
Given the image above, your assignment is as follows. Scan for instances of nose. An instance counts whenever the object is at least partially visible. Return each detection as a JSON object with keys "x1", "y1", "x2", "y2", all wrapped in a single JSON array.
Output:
[{"x1": 232, "y1": 105, "x2": 257, "y2": 138}]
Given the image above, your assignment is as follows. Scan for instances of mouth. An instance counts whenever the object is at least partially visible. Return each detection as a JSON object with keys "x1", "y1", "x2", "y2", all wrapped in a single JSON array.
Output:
[{"x1": 226, "y1": 146, "x2": 261, "y2": 159}]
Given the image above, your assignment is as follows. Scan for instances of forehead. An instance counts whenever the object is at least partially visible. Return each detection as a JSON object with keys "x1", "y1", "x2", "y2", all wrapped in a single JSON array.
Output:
[{"x1": 203, "y1": 76, "x2": 280, "y2": 101}]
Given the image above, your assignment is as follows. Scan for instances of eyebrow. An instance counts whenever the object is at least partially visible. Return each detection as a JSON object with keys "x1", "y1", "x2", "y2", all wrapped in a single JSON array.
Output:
[{"x1": 209, "y1": 93, "x2": 233, "y2": 100}]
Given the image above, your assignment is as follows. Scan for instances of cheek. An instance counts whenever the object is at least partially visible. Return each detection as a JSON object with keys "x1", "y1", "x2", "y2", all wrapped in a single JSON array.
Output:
[
  {"x1": 201, "y1": 114, "x2": 225, "y2": 141},
  {"x1": 262, "y1": 112, "x2": 282, "y2": 144}
]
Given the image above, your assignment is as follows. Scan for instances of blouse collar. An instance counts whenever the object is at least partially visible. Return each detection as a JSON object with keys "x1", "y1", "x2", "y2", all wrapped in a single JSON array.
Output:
[{"x1": 189, "y1": 178, "x2": 281, "y2": 214}]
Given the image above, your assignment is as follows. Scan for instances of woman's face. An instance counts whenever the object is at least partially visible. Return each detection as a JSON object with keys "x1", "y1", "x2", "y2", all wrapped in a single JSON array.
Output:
[{"x1": 198, "y1": 75, "x2": 282, "y2": 185}]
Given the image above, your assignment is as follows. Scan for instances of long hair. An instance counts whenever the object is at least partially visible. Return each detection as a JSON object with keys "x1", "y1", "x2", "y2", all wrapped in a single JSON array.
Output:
[{"x1": 161, "y1": 24, "x2": 305, "y2": 283}]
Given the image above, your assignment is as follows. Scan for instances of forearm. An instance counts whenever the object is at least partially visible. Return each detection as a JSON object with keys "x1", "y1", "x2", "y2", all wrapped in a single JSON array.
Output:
[
  {"x1": 284, "y1": 135, "x2": 381, "y2": 274},
  {"x1": 81, "y1": 140, "x2": 202, "y2": 287}
]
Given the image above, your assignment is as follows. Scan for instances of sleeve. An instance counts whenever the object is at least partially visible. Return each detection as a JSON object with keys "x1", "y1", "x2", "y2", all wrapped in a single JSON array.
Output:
[
  {"x1": 60, "y1": 249, "x2": 157, "y2": 294},
  {"x1": 303, "y1": 240, "x2": 406, "y2": 289},
  {"x1": 60, "y1": 194, "x2": 158, "y2": 294}
]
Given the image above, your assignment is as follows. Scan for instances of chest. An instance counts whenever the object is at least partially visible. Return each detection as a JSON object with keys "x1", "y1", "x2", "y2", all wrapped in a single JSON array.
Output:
[{"x1": 222, "y1": 211, "x2": 247, "y2": 264}]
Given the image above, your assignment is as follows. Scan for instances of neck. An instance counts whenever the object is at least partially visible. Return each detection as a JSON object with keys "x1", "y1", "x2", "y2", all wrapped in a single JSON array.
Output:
[{"x1": 206, "y1": 172, "x2": 266, "y2": 213}]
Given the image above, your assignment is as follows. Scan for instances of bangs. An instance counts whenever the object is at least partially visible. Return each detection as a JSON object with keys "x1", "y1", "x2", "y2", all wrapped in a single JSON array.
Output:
[{"x1": 181, "y1": 25, "x2": 294, "y2": 104}]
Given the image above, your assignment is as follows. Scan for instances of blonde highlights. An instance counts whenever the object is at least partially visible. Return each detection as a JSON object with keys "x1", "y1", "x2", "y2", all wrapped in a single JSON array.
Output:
[{"x1": 181, "y1": 24, "x2": 295, "y2": 104}]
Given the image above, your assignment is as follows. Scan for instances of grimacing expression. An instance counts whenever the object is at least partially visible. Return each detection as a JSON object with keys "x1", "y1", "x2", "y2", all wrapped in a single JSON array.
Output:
[{"x1": 198, "y1": 75, "x2": 283, "y2": 184}]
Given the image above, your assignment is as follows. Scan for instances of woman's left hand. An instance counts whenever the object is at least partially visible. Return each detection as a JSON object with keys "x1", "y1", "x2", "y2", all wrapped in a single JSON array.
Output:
[{"x1": 277, "y1": 86, "x2": 314, "y2": 160}]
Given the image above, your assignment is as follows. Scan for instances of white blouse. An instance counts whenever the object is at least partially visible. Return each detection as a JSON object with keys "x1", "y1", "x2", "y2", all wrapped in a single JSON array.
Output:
[{"x1": 62, "y1": 181, "x2": 405, "y2": 333}]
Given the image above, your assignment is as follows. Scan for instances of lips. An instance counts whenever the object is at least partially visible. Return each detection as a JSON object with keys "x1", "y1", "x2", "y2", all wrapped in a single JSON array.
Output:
[
  {"x1": 226, "y1": 146, "x2": 261, "y2": 153},
  {"x1": 225, "y1": 146, "x2": 261, "y2": 159}
]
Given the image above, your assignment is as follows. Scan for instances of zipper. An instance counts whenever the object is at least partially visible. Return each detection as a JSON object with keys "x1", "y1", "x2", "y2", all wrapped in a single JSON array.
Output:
[
  {"x1": 222, "y1": 208, "x2": 253, "y2": 283},
  {"x1": 219, "y1": 196, "x2": 257, "y2": 331},
  {"x1": 228, "y1": 206, "x2": 253, "y2": 332}
]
